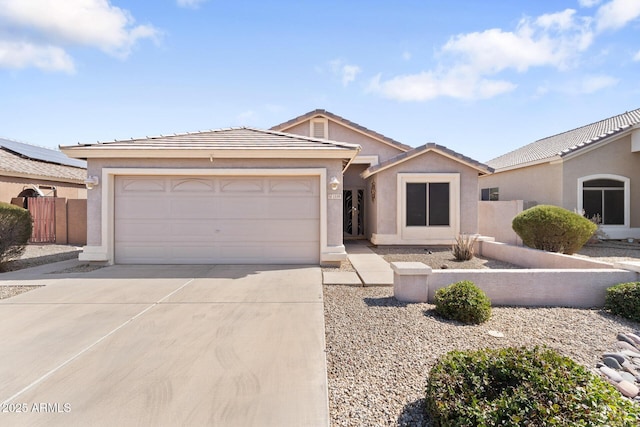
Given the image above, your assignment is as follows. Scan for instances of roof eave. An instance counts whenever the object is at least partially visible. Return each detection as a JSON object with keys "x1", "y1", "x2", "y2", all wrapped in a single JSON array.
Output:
[
  {"x1": 0, "y1": 169, "x2": 85, "y2": 184},
  {"x1": 60, "y1": 147, "x2": 359, "y2": 160},
  {"x1": 272, "y1": 110, "x2": 412, "y2": 152},
  {"x1": 362, "y1": 147, "x2": 492, "y2": 178},
  {"x1": 490, "y1": 156, "x2": 561, "y2": 173}
]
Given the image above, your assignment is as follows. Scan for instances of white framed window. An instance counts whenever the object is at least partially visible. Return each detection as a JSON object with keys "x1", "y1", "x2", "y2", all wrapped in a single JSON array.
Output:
[
  {"x1": 310, "y1": 118, "x2": 328, "y2": 139},
  {"x1": 578, "y1": 174, "x2": 629, "y2": 228},
  {"x1": 398, "y1": 173, "x2": 460, "y2": 240}
]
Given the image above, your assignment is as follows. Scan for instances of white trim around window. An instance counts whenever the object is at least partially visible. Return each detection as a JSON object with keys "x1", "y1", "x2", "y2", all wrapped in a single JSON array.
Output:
[
  {"x1": 397, "y1": 173, "x2": 460, "y2": 241},
  {"x1": 577, "y1": 173, "x2": 630, "y2": 232}
]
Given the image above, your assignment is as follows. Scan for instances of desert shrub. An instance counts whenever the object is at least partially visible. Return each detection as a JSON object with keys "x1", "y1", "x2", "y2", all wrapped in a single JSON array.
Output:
[
  {"x1": 451, "y1": 234, "x2": 477, "y2": 261},
  {"x1": 434, "y1": 280, "x2": 491, "y2": 324},
  {"x1": 426, "y1": 346, "x2": 640, "y2": 427},
  {"x1": 0, "y1": 202, "x2": 33, "y2": 268},
  {"x1": 512, "y1": 204, "x2": 596, "y2": 254},
  {"x1": 605, "y1": 282, "x2": 640, "y2": 322}
]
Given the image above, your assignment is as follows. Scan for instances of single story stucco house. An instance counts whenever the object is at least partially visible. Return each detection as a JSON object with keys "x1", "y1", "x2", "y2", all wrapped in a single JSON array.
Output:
[
  {"x1": 61, "y1": 110, "x2": 492, "y2": 265},
  {"x1": 480, "y1": 108, "x2": 640, "y2": 240}
]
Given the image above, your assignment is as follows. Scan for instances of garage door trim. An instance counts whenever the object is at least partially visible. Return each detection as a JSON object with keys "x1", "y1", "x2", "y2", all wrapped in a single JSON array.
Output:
[{"x1": 91, "y1": 168, "x2": 328, "y2": 264}]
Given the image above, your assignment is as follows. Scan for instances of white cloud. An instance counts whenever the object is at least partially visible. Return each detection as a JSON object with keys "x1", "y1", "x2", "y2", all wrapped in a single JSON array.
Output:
[
  {"x1": 579, "y1": 0, "x2": 602, "y2": 7},
  {"x1": 0, "y1": 0, "x2": 158, "y2": 72},
  {"x1": 177, "y1": 0, "x2": 208, "y2": 9},
  {"x1": 563, "y1": 74, "x2": 619, "y2": 94},
  {"x1": 370, "y1": 9, "x2": 594, "y2": 101},
  {"x1": 0, "y1": 40, "x2": 75, "y2": 72},
  {"x1": 443, "y1": 10, "x2": 593, "y2": 73},
  {"x1": 368, "y1": 68, "x2": 516, "y2": 101},
  {"x1": 236, "y1": 110, "x2": 255, "y2": 123},
  {"x1": 595, "y1": 0, "x2": 640, "y2": 31},
  {"x1": 330, "y1": 59, "x2": 362, "y2": 86}
]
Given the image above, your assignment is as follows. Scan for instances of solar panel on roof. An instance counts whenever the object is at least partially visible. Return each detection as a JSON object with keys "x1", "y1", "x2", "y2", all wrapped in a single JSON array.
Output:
[{"x1": 0, "y1": 138, "x2": 86, "y2": 168}]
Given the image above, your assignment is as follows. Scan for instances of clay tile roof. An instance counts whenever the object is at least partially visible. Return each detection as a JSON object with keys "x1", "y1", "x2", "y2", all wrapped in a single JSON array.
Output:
[
  {"x1": 363, "y1": 142, "x2": 492, "y2": 177},
  {"x1": 63, "y1": 127, "x2": 360, "y2": 152},
  {"x1": 487, "y1": 108, "x2": 640, "y2": 170},
  {"x1": 270, "y1": 109, "x2": 413, "y2": 151}
]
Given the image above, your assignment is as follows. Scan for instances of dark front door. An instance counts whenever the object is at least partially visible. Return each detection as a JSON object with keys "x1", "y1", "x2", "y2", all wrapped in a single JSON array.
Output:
[{"x1": 343, "y1": 188, "x2": 364, "y2": 239}]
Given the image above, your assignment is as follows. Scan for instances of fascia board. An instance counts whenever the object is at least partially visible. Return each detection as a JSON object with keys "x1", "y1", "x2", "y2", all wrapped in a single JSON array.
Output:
[
  {"x1": 60, "y1": 147, "x2": 357, "y2": 160},
  {"x1": 362, "y1": 147, "x2": 490, "y2": 178},
  {"x1": 0, "y1": 170, "x2": 84, "y2": 184}
]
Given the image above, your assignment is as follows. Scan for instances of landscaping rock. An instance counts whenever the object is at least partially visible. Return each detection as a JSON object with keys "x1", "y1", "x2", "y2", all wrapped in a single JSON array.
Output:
[
  {"x1": 598, "y1": 334, "x2": 640, "y2": 406},
  {"x1": 603, "y1": 352, "x2": 627, "y2": 364},
  {"x1": 614, "y1": 380, "x2": 639, "y2": 398},
  {"x1": 622, "y1": 349, "x2": 640, "y2": 359},
  {"x1": 600, "y1": 366, "x2": 623, "y2": 382},
  {"x1": 617, "y1": 333, "x2": 640, "y2": 350},
  {"x1": 627, "y1": 332, "x2": 640, "y2": 346},
  {"x1": 603, "y1": 356, "x2": 622, "y2": 370},
  {"x1": 620, "y1": 371, "x2": 637, "y2": 383},
  {"x1": 616, "y1": 341, "x2": 640, "y2": 352},
  {"x1": 622, "y1": 361, "x2": 640, "y2": 377}
]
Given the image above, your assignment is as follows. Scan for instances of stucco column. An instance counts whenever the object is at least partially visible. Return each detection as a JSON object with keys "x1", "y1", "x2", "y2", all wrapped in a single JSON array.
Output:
[{"x1": 391, "y1": 262, "x2": 432, "y2": 303}]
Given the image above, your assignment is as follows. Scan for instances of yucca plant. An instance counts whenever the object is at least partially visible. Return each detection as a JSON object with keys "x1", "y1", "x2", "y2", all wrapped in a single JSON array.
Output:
[{"x1": 451, "y1": 234, "x2": 477, "y2": 261}]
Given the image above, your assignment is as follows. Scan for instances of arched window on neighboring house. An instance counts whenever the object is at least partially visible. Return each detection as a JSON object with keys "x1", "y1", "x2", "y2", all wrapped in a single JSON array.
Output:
[{"x1": 578, "y1": 175, "x2": 629, "y2": 227}]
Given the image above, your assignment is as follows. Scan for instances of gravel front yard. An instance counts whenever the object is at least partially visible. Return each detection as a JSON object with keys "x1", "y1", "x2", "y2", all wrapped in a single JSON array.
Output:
[
  {"x1": 324, "y1": 285, "x2": 640, "y2": 426},
  {"x1": 325, "y1": 240, "x2": 640, "y2": 426}
]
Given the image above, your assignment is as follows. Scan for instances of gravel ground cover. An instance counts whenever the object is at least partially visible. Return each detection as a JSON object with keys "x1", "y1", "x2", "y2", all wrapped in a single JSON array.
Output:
[
  {"x1": 324, "y1": 240, "x2": 640, "y2": 426},
  {"x1": 324, "y1": 285, "x2": 640, "y2": 426},
  {"x1": 1, "y1": 244, "x2": 81, "y2": 272},
  {"x1": 370, "y1": 245, "x2": 519, "y2": 269},
  {"x1": 0, "y1": 244, "x2": 82, "y2": 300}
]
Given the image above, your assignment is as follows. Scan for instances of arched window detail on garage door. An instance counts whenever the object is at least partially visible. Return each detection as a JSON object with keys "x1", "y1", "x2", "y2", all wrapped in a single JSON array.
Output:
[{"x1": 578, "y1": 174, "x2": 629, "y2": 226}]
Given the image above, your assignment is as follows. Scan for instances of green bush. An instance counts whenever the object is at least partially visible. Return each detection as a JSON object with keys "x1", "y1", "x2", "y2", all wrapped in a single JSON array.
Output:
[
  {"x1": 434, "y1": 280, "x2": 491, "y2": 324},
  {"x1": 426, "y1": 346, "x2": 640, "y2": 427},
  {"x1": 512, "y1": 205, "x2": 596, "y2": 254},
  {"x1": 605, "y1": 282, "x2": 640, "y2": 322},
  {"x1": 0, "y1": 202, "x2": 33, "y2": 268}
]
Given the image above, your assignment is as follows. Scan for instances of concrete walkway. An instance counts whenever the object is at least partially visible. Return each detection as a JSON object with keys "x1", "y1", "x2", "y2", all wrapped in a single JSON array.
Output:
[
  {"x1": 0, "y1": 263, "x2": 328, "y2": 427},
  {"x1": 322, "y1": 242, "x2": 393, "y2": 286}
]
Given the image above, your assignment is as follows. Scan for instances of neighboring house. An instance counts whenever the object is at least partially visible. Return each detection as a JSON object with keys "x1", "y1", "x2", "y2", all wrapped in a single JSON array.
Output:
[
  {"x1": 61, "y1": 110, "x2": 491, "y2": 265},
  {"x1": 0, "y1": 137, "x2": 87, "y2": 202},
  {"x1": 480, "y1": 108, "x2": 640, "y2": 240}
]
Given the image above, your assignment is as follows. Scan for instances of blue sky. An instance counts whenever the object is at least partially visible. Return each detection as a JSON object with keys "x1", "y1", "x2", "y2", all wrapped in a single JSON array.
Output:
[{"x1": 1, "y1": 0, "x2": 639, "y2": 162}]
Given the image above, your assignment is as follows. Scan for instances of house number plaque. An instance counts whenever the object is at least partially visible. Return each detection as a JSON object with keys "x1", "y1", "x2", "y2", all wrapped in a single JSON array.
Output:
[{"x1": 328, "y1": 193, "x2": 342, "y2": 200}]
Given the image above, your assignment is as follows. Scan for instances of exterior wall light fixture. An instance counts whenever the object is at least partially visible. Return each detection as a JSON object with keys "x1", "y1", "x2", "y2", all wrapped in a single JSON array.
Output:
[
  {"x1": 84, "y1": 176, "x2": 99, "y2": 190},
  {"x1": 329, "y1": 176, "x2": 340, "y2": 191}
]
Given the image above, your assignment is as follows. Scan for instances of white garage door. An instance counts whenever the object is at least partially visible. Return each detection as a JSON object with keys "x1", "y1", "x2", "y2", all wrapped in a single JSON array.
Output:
[{"x1": 114, "y1": 175, "x2": 320, "y2": 264}]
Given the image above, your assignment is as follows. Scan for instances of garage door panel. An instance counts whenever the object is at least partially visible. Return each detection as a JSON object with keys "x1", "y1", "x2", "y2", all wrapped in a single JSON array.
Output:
[
  {"x1": 115, "y1": 175, "x2": 320, "y2": 264},
  {"x1": 116, "y1": 198, "x2": 170, "y2": 219}
]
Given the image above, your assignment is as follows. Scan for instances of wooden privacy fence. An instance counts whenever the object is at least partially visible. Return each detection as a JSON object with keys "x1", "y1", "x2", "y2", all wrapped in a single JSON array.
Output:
[{"x1": 27, "y1": 197, "x2": 56, "y2": 243}]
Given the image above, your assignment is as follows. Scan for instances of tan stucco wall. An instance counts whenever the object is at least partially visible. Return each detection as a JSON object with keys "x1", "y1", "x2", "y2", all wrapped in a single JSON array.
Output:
[
  {"x1": 85, "y1": 158, "x2": 344, "y2": 254},
  {"x1": 327, "y1": 122, "x2": 404, "y2": 162},
  {"x1": 281, "y1": 119, "x2": 405, "y2": 162},
  {"x1": 343, "y1": 164, "x2": 367, "y2": 188},
  {"x1": 562, "y1": 135, "x2": 640, "y2": 227},
  {"x1": 373, "y1": 151, "x2": 481, "y2": 236},
  {"x1": 0, "y1": 176, "x2": 86, "y2": 203},
  {"x1": 479, "y1": 162, "x2": 563, "y2": 206}
]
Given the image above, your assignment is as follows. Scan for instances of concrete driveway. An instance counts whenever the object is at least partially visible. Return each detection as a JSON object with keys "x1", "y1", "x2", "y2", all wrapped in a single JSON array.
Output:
[{"x1": 0, "y1": 264, "x2": 328, "y2": 427}]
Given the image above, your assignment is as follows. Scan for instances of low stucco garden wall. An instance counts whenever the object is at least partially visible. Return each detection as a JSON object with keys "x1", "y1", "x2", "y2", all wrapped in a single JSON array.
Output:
[
  {"x1": 477, "y1": 239, "x2": 614, "y2": 269},
  {"x1": 392, "y1": 240, "x2": 640, "y2": 308}
]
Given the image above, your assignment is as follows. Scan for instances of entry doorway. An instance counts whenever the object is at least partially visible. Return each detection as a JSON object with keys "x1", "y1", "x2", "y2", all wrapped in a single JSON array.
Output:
[{"x1": 343, "y1": 188, "x2": 365, "y2": 239}]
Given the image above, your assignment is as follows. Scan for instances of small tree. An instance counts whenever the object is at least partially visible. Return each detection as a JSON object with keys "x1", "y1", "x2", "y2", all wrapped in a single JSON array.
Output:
[
  {"x1": 0, "y1": 202, "x2": 33, "y2": 269},
  {"x1": 512, "y1": 205, "x2": 596, "y2": 254}
]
